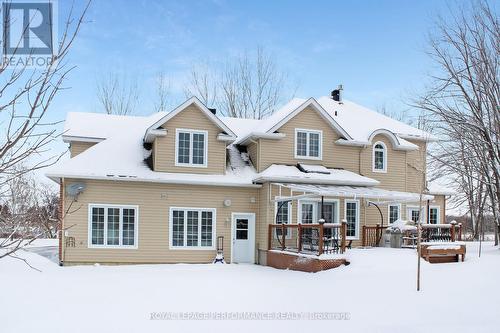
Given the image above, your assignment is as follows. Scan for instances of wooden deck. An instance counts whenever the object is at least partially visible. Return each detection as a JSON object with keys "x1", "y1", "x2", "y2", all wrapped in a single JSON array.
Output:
[{"x1": 267, "y1": 223, "x2": 349, "y2": 272}]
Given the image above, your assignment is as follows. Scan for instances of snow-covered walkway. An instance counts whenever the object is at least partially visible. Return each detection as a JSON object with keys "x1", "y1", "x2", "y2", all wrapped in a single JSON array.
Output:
[{"x1": 1, "y1": 241, "x2": 498, "y2": 333}]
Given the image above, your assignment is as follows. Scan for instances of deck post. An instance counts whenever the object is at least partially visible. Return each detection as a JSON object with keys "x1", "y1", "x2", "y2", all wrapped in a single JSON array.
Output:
[
  {"x1": 376, "y1": 224, "x2": 380, "y2": 246},
  {"x1": 298, "y1": 224, "x2": 302, "y2": 253},
  {"x1": 281, "y1": 223, "x2": 286, "y2": 251},
  {"x1": 268, "y1": 224, "x2": 272, "y2": 250},
  {"x1": 458, "y1": 223, "x2": 462, "y2": 241},
  {"x1": 341, "y1": 222, "x2": 347, "y2": 253},
  {"x1": 450, "y1": 223, "x2": 456, "y2": 242},
  {"x1": 362, "y1": 225, "x2": 366, "y2": 247},
  {"x1": 318, "y1": 224, "x2": 324, "y2": 256}
]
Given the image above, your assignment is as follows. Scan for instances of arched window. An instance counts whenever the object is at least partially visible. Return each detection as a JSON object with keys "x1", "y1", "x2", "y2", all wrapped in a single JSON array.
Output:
[{"x1": 373, "y1": 141, "x2": 387, "y2": 172}]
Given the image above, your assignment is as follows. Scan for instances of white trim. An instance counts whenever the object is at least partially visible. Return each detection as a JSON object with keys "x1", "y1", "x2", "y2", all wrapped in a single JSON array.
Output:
[
  {"x1": 168, "y1": 207, "x2": 217, "y2": 250},
  {"x1": 63, "y1": 135, "x2": 105, "y2": 143},
  {"x1": 428, "y1": 205, "x2": 441, "y2": 224},
  {"x1": 274, "y1": 201, "x2": 292, "y2": 224},
  {"x1": 274, "y1": 201, "x2": 293, "y2": 239},
  {"x1": 46, "y1": 173, "x2": 262, "y2": 188},
  {"x1": 297, "y1": 199, "x2": 340, "y2": 224},
  {"x1": 87, "y1": 204, "x2": 139, "y2": 249},
  {"x1": 230, "y1": 212, "x2": 256, "y2": 264},
  {"x1": 217, "y1": 133, "x2": 237, "y2": 142},
  {"x1": 294, "y1": 128, "x2": 323, "y2": 160},
  {"x1": 387, "y1": 203, "x2": 401, "y2": 224},
  {"x1": 406, "y1": 206, "x2": 426, "y2": 223},
  {"x1": 372, "y1": 141, "x2": 387, "y2": 173},
  {"x1": 297, "y1": 200, "x2": 317, "y2": 225},
  {"x1": 174, "y1": 128, "x2": 209, "y2": 168},
  {"x1": 237, "y1": 132, "x2": 286, "y2": 145},
  {"x1": 267, "y1": 98, "x2": 352, "y2": 140},
  {"x1": 344, "y1": 199, "x2": 360, "y2": 240},
  {"x1": 144, "y1": 97, "x2": 237, "y2": 142}
]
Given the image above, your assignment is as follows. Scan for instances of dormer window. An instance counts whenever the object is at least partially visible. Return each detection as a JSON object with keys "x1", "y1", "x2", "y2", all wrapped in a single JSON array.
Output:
[
  {"x1": 175, "y1": 129, "x2": 208, "y2": 167},
  {"x1": 373, "y1": 141, "x2": 387, "y2": 172},
  {"x1": 295, "y1": 129, "x2": 322, "y2": 160}
]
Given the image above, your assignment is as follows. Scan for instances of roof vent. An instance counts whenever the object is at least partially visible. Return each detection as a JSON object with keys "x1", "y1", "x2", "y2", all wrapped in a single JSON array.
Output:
[
  {"x1": 208, "y1": 108, "x2": 216, "y2": 115},
  {"x1": 331, "y1": 84, "x2": 343, "y2": 102}
]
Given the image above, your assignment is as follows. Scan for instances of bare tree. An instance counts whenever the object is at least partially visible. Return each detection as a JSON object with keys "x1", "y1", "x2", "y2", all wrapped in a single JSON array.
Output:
[
  {"x1": 96, "y1": 71, "x2": 140, "y2": 115},
  {"x1": 154, "y1": 71, "x2": 171, "y2": 112},
  {"x1": 0, "y1": 1, "x2": 91, "y2": 262},
  {"x1": 416, "y1": 1, "x2": 500, "y2": 244},
  {"x1": 185, "y1": 47, "x2": 293, "y2": 119},
  {"x1": 0, "y1": 170, "x2": 46, "y2": 261},
  {"x1": 184, "y1": 61, "x2": 219, "y2": 108},
  {"x1": 0, "y1": 1, "x2": 91, "y2": 189}
]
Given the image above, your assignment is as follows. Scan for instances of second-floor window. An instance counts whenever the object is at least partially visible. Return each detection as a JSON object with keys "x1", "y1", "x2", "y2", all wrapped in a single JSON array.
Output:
[
  {"x1": 373, "y1": 141, "x2": 387, "y2": 172},
  {"x1": 175, "y1": 129, "x2": 208, "y2": 167},
  {"x1": 295, "y1": 129, "x2": 322, "y2": 160}
]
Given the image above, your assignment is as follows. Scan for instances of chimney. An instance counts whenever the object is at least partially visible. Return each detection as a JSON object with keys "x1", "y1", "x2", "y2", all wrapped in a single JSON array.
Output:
[
  {"x1": 331, "y1": 84, "x2": 343, "y2": 102},
  {"x1": 208, "y1": 108, "x2": 216, "y2": 115}
]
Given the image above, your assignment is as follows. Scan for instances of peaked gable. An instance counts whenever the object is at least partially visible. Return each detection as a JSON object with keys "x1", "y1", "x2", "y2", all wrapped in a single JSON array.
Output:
[
  {"x1": 144, "y1": 97, "x2": 237, "y2": 142},
  {"x1": 264, "y1": 98, "x2": 352, "y2": 140}
]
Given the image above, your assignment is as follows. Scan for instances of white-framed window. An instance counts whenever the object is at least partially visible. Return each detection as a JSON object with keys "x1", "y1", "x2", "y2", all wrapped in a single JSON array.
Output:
[
  {"x1": 175, "y1": 129, "x2": 208, "y2": 167},
  {"x1": 407, "y1": 206, "x2": 425, "y2": 223},
  {"x1": 344, "y1": 200, "x2": 360, "y2": 239},
  {"x1": 297, "y1": 200, "x2": 340, "y2": 224},
  {"x1": 169, "y1": 207, "x2": 216, "y2": 250},
  {"x1": 295, "y1": 129, "x2": 322, "y2": 160},
  {"x1": 275, "y1": 201, "x2": 292, "y2": 239},
  {"x1": 372, "y1": 141, "x2": 387, "y2": 172},
  {"x1": 429, "y1": 206, "x2": 440, "y2": 224},
  {"x1": 88, "y1": 204, "x2": 138, "y2": 249},
  {"x1": 388, "y1": 204, "x2": 401, "y2": 224}
]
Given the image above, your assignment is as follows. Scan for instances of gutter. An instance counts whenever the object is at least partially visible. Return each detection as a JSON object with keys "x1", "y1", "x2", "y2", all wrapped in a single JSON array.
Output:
[
  {"x1": 62, "y1": 135, "x2": 105, "y2": 143},
  {"x1": 45, "y1": 173, "x2": 262, "y2": 189}
]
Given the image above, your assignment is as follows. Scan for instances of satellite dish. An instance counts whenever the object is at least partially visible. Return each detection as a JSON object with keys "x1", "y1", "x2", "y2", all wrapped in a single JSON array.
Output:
[{"x1": 66, "y1": 183, "x2": 86, "y2": 198}]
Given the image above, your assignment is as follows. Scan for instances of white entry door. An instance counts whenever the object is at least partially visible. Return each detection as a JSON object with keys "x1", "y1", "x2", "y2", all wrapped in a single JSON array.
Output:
[{"x1": 231, "y1": 213, "x2": 255, "y2": 264}]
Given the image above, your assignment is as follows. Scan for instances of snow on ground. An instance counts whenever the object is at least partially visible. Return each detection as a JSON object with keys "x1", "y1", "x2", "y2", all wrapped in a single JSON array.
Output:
[{"x1": 1, "y1": 241, "x2": 499, "y2": 333}]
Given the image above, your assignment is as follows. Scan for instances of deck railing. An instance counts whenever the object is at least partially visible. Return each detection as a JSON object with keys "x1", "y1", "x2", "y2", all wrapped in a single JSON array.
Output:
[
  {"x1": 268, "y1": 222, "x2": 347, "y2": 256},
  {"x1": 361, "y1": 224, "x2": 388, "y2": 247},
  {"x1": 403, "y1": 223, "x2": 463, "y2": 247}
]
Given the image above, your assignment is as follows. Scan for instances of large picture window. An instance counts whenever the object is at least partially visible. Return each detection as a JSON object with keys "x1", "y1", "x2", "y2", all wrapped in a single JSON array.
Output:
[
  {"x1": 169, "y1": 207, "x2": 216, "y2": 249},
  {"x1": 345, "y1": 200, "x2": 359, "y2": 239},
  {"x1": 89, "y1": 204, "x2": 138, "y2": 248},
  {"x1": 175, "y1": 129, "x2": 208, "y2": 167},
  {"x1": 295, "y1": 129, "x2": 322, "y2": 160}
]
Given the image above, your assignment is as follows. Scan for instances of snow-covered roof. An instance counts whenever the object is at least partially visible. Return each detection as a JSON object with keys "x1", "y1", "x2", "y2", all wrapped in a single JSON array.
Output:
[
  {"x1": 62, "y1": 112, "x2": 166, "y2": 143},
  {"x1": 427, "y1": 181, "x2": 455, "y2": 196},
  {"x1": 231, "y1": 96, "x2": 435, "y2": 149},
  {"x1": 254, "y1": 165, "x2": 379, "y2": 186},
  {"x1": 49, "y1": 95, "x2": 435, "y2": 188},
  {"x1": 48, "y1": 113, "x2": 259, "y2": 188},
  {"x1": 316, "y1": 97, "x2": 436, "y2": 143}
]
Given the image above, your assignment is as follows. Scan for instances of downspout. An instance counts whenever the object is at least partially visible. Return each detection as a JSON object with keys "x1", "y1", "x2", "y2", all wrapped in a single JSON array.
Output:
[{"x1": 59, "y1": 177, "x2": 65, "y2": 266}]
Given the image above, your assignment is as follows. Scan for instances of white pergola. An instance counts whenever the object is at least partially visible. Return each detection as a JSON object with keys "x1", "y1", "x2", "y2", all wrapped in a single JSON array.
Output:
[{"x1": 271, "y1": 183, "x2": 434, "y2": 205}]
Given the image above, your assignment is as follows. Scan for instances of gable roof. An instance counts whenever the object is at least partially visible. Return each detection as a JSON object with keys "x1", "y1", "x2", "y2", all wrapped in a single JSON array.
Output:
[
  {"x1": 317, "y1": 96, "x2": 436, "y2": 143},
  {"x1": 143, "y1": 97, "x2": 236, "y2": 142},
  {"x1": 62, "y1": 112, "x2": 164, "y2": 143},
  {"x1": 234, "y1": 98, "x2": 352, "y2": 145}
]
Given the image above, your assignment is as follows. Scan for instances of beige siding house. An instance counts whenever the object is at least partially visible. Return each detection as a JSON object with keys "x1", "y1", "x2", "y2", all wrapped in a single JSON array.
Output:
[{"x1": 47, "y1": 93, "x2": 452, "y2": 266}]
